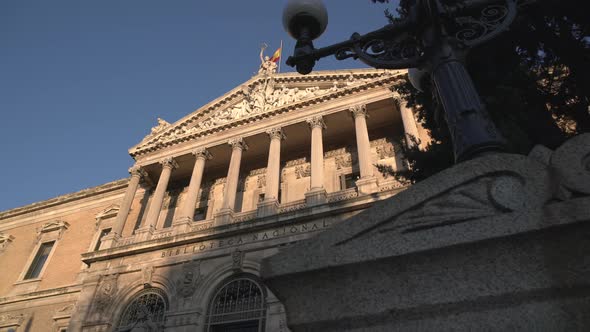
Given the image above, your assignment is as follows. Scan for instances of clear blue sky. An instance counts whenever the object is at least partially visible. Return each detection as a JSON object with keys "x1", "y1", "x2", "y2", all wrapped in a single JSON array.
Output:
[{"x1": 0, "y1": 0, "x2": 399, "y2": 211}]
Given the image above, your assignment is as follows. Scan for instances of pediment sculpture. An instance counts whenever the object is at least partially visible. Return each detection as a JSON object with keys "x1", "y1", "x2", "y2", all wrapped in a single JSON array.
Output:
[
  {"x1": 195, "y1": 79, "x2": 340, "y2": 131},
  {"x1": 131, "y1": 69, "x2": 398, "y2": 156}
]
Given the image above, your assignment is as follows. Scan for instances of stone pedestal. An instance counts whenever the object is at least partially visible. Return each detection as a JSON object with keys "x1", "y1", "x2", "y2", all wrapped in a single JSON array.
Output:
[
  {"x1": 172, "y1": 217, "x2": 192, "y2": 234},
  {"x1": 214, "y1": 208, "x2": 235, "y2": 226},
  {"x1": 355, "y1": 176, "x2": 378, "y2": 195},
  {"x1": 257, "y1": 199, "x2": 280, "y2": 218},
  {"x1": 98, "y1": 233, "x2": 120, "y2": 250},
  {"x1": 304, "y1": 188, "x2": 327, "y2": 206},
  {"x1": 262, "y1": 134, "x2": 590, "y2": 331},
  {"x1": 134, "y1": 225, "x2": 155, "y2": 242}
]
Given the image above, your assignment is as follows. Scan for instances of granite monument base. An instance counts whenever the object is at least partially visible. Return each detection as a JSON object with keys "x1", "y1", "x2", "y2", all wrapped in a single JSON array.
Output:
[{"x1": 262, "y1": 134, "x2": 590, "y2": 331}]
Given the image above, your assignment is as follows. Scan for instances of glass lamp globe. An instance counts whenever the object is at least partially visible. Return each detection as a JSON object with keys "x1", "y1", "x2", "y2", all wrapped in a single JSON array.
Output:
[{"x1": 283, "y1": 0, "x2": 328, "y2": 40}]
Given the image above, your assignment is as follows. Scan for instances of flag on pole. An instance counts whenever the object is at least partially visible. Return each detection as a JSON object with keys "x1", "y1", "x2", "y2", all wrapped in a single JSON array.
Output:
[{"x1": 269, "y1": 46, "x2": 282, "y2": 63}]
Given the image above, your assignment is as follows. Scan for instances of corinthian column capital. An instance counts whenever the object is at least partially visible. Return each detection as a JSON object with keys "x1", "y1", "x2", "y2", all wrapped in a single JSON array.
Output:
[
  {"x1": 192, "y1": 148, "x2": 213, "y2": 160},
  {"x1": 228, "y1": 137, "x2": 249, "y2": 151},
  {"x1": 306, "y1": 116, "x2": 326, "y2": 130},
  {"x1": 266, "y1": 127, "x2": 286, "y2": 141},
  {"x1": 350, "y1": 104, "x2": 368, "y2": 119},
  {"x1": 160, "y1": 157, "x2": 179, "y2": 170},
  {"x1": 128, "y1": 166, "x2": 147, "y2": 178}
]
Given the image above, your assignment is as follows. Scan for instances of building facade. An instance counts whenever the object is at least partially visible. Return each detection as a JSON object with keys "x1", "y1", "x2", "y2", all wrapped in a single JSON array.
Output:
[{"x1": 0, "y1": 67, "x2": 428, "y2": 332}]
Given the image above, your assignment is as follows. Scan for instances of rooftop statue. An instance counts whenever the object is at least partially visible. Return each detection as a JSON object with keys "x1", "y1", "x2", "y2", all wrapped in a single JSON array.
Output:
[{"x1": 258, "y1": 43, "x2": 277, "y2": 75}]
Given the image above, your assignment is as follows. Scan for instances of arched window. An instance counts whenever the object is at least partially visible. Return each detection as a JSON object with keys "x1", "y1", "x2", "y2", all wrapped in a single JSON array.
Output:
[
  {"x1": 206, "y1": 277, "x2": 266, "y2": 332},
  {"x1": 117, "y1": 288, "x2": 168, "y2": 332}
]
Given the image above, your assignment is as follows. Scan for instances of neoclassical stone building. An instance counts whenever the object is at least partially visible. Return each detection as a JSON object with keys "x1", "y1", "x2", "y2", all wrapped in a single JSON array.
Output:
[{"x1": 0, "y1": 67, "x2": 428, "y2": 332}]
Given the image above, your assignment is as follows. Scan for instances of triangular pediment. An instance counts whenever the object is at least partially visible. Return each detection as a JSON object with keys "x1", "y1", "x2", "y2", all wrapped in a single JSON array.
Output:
[
  {"x1": 95, "y1": 204, "x2": 120, "y2": 220},
  {"x1": 130, "y1": 68, "x2": 403, "y2": 157}
]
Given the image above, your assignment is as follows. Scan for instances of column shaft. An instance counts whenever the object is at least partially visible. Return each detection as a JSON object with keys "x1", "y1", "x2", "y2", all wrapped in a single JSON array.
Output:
[
  {"x1": 265, "y1": 129, "x2": 283, "y2": 200},
  {"x1": 144, "y1": 158, "x2": 177, "y2": 229},
  {"x1": 351, "y1": 105, "x2": 373, "y2": 178},
  {"x1": 398, "y1": 100, "x2": 420, "y2": 148},
  {"x1": 222, "y1": 139, "x2": 247, "y2": 211},
  {"x1": 308, "y1": 117, "x2": 325, "y2": 190},
  {"x1": 111, "y1": 167, "x2": 143, "y2": 236},
  {"x1": 178, "y1": 149, "x2": 210, "y2": 221}
]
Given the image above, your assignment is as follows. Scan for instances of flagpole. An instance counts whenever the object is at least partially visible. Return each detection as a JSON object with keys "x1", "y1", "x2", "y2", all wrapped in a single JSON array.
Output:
[{"x1": 278, "y1": 40, "x2": 283, "y2": 73}]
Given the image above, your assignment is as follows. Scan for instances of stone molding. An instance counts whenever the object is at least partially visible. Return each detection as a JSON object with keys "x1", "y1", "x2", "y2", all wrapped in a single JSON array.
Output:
[
  {"x1": 249, "y1": 167, "x2": 267, "y2": 176},
  {"x1": 36, "y1": 220, "x2": 69, "y2": 243},
  {"x1": 95, "y1": 204, "x2": 120, "y2": 221},
  {"x1": 94, "y1": 204, "x2": 120, "y2": 229},
  {"x1": 0, "y1": 313, "x2": 25, "y2": 329},
  {"x1": 284, "y1": 157, "x2": 307, "y2": 167},
  {"x1": 0, "y1": 232, "x2": 14, "y2": 253},
  {"x1": 0, "y1": 179, "x2": 128, "y2": 221},
  {"x1": 0, "y1": 284, "x2": 81, "y2": 306},
  {"x1": 53, "y1": 303, "x2": 75, "y2": 321}
]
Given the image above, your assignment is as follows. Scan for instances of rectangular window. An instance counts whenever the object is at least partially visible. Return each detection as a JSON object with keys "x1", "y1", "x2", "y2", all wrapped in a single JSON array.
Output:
[
  {"x1": 340, "y1": 172, "x2": 360, "y2": 190},
  {"x1": 258, "y1": 193, "x2": 265, "y2": 203},
  {"x1": 94, "y1": 228, "x2": 112, "y2": 251},
  {"x1": 24, "y1": 241, "x2": 55, "y2": 279},
  {"x1": 193, "y1": 206, "x2": 208, "y2": 222}
]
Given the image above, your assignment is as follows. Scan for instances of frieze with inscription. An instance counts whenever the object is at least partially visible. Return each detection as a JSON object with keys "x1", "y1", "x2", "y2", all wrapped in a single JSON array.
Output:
[{"x1": 161, "y1": 219, "x2": 330, "y2": 259}]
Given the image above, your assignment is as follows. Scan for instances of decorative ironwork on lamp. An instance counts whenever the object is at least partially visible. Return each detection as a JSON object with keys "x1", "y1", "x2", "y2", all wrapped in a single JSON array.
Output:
[{"x1": 282, "y1": 0, "x2": 532, "y2": 162}]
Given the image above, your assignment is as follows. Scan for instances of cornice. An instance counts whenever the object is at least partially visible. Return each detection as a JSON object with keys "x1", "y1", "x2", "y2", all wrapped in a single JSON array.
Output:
[
  {"x1": 129, "y1": 68, "x2": 404, "y2": 158},
  {"x1": 0, "y1": 179, "x2": 129, "y2": 221},
  {"x1": 0, "y1": 284, "x2": 81, "y2": 306}
]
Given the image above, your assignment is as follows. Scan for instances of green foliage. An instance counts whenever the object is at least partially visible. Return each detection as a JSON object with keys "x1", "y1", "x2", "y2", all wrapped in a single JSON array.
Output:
[{"x1": 377, "y1": 0, "x2": 590, "y2": 183}]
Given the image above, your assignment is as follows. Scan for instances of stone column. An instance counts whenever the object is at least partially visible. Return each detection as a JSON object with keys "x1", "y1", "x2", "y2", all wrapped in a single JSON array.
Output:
[
  {"x1": 351, "y1": 105, "x2": 378, "y2": 194},
  {"x1": 216, "y1": 138, "x2": 248, "y2": 225},
  {"x1": 102, "y1": 166, "x2": 145, "y2": 249},
  {"x1": 174, "y1": 149, "x2": 212, "y2": 231},
  {"x1": 258, "y1": 128, "x2": 285, "y2": 217},
  {"x1": 397, "y1": 99, "x2": 420, "y2": 148},
  {"x1": 137, "y1": 158, "x2": 177, "y2": 240},
  {"x1": 305, "y1": 116, "x2": 327, "y2": 206}
]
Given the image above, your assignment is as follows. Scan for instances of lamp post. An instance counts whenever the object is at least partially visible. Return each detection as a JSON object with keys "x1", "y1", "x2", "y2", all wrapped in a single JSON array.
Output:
[{"x1": 283, "y1": 0, "x2": 529, "y2": 162}]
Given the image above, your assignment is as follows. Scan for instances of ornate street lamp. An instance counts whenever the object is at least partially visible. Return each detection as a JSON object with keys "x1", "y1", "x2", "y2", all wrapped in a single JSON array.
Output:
[{"x1": 283, "y1": 0, "x2": 530, "y2": 162}]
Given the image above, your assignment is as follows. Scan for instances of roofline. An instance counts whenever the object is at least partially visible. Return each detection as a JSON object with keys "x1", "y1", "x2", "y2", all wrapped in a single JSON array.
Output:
[{"x1": 0, "y1": 179, "x2": 129, "y2": 221}]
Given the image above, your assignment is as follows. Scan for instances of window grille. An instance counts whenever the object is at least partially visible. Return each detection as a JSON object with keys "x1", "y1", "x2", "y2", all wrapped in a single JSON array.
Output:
[
  {"x1": 117, "y1": 289, "x2": 167, "y2": 331},
  {"x1": 206, "y1": 278, "x2": 266, "y2": 332}
]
